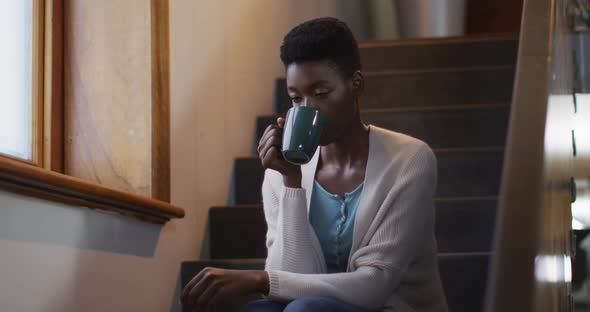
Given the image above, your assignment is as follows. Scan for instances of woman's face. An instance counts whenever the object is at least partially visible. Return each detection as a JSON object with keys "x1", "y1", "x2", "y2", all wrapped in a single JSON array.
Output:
[{"x1": 285, "y1": 60, "x2": 363, "y2": 145}]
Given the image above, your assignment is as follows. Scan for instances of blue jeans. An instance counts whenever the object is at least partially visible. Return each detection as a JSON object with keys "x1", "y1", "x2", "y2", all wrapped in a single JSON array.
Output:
[{"x1": 241, "y1": 296, "x2": 368, "y2": 312}]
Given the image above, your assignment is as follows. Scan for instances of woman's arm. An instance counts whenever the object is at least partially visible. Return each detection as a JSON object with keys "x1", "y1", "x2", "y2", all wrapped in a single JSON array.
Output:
[
  {"x1": 262, "y1": 170, "x2": 326, "y2": 274},
  {"x1": 267, "y1": 265, "x2": 396, "y2": 310}
]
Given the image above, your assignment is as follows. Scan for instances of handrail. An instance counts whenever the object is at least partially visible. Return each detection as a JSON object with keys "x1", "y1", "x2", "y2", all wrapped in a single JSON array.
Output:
[{"x1": 486, "y1": 0, "x2": 575, "y2": 311}]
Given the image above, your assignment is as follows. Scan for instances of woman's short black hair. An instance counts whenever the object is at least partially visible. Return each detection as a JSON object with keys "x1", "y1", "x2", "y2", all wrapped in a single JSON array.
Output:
[{"x1": 280, "y1": 17, "x2": 361, "y2": 78}]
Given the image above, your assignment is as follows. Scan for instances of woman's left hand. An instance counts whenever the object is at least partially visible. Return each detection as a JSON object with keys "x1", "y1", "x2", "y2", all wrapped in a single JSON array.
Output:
[{"x1": 180, "y1": 267, "x2": 269, "y2": 311}]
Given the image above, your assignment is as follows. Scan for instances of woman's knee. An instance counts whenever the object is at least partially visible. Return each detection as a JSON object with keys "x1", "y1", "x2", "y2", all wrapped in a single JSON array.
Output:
[
  {"x1": 284, "y1": 296, "x2": 336, "y2": 312},
  {"x1": 284, "y1": 296, "x2": 367, "y2": 312},
  {"x1": 242, "y1": 299, "x2": 286, "y2": 312}
]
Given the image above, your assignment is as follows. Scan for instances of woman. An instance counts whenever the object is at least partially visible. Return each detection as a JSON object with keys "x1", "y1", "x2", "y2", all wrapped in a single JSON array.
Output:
[{"x1": 181, "y1": 17, "x2": 448, "y2": 312}]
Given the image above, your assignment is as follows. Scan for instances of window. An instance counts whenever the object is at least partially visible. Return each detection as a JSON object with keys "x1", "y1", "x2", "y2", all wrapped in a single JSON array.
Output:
[
  {"x1": 0, "y1": 1, "x2": 35, "y2": 161},
  {"x1": 573, "y1": 93, "x2": 590, "y2": 230}
]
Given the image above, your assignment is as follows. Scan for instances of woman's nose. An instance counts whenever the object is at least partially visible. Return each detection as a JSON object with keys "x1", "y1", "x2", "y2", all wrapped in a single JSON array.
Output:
[
  {"x1": 301, "y1": 98, "x2": 318, "y2": 110},
  {"x1": 300, "y1": 97, "x2": 310, "y2": 107}
]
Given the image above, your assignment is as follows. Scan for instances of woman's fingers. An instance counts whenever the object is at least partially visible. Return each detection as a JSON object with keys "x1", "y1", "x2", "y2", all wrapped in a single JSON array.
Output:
[
  {"x1": 258, "y1": 128, "x2": 280, "y2": 153},
  {"x1": 258, "y1": 125, "x2": 275, "y2": 147},
  {"x1": 180, "y1": 269, "x2": 205, "y2": 306},
  {"x1": 257, "y1": 126, "x2": 280, "y2": 154},
  {"x1": 198, "y1": 280, "x2": 222, "y2": 309},
  {"x1": 206, "y1": 286, "x2": 226, "y2": 307},
  {"x1": 262, "y1": 146, "x2": 282, "y2": 169},
  {"x1": 257, "y1": 118, "x2": 296, "y2": 174},
  {"x1": 260, "y1": 136, "x2": 281, "y2": 156},
  {"x1": 188, "y1": 270, "x2": 214, "y2": 308},
  {"x1": 258, "y1": 134, "x2": 282, "y2": 165}
]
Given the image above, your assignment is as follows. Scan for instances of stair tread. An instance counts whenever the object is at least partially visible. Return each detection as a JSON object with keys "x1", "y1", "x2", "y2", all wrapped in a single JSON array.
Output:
[
  {"x1": 361, "y1": 103, "x2": 510, "y2": 113},
  {"x1": 361, "y1": 106, "x2": 510, "y2": 149},
  {"x1": 258, "y1": 104, "x2": 510, "y2": 149},
  {"x1": 274, "y1": 67, "x2": 515, "y2": 114},
  {"x1": 364, "y1": 64, "x2": 515, "y2": 75},
  {"x1": 359, "y1": 36, "x2": 518, "y2": 72},
  {"x1": 234, "y1": 146, "x2": 504, "y2": 205},
  {"x1": 214, "y1": 196, "x2": 499, "y2": 210},
  {"x1": 182, "y1": 251, "x2": 493, "y2": 265},
  {"x1": 358, "y1": 33, "x2": 518, "y2": 48},
  {"x1": 362, "y1": 66, "x2": 514, "y2": 108},
  {"x1": 238, "y1": 145, "x2": 504, "y2": 158},
  {"x1": 209, "y1": 206, "x2": 267, "y2": 259},
  {"x1": 182, "y1": 252, "x2": 492, "y2": 312},
  {"x1": 262, "y1": 104, "x2": 511, "y2": 121},
  {"x1": 210, "y1": 196, "x2": 498, "y2": 256}
]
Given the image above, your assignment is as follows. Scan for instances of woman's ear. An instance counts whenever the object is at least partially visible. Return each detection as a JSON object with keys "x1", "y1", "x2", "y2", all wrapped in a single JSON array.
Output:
[{"x1": 351, "y1": 70, "x2": 364, "y2": 96}]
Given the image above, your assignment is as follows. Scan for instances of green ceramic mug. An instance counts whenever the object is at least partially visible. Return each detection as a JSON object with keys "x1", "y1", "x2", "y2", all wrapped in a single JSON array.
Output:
[{"x1": 281, "y1": 106, "x2": 326, "y2": 165}]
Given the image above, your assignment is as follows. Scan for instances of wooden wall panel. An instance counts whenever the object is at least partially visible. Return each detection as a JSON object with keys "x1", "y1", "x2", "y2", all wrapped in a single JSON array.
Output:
[
  {"x1": 31, "y1": 0, "x2": 45, "y2": 166},
  {"x1": 64, "y1": 0, "x2": 162, "y2": 198}
]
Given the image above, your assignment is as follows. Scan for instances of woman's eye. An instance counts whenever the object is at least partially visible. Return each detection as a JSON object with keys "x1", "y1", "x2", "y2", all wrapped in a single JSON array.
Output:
[
  {"x1": 314, "y1": 91, "x2": 330, "y2": 98},
  {"x1": 290, "y1": 96, "x2": 302, "y2": 103}
]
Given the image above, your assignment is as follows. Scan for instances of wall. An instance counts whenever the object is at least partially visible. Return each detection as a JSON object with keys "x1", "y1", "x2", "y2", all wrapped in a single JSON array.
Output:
[
  {"x1": 367, "y1": 0, "x2": 399, "y2": 40},
  {"x1": 0, "y1": 1, "x2": 370, "y2": 311}
]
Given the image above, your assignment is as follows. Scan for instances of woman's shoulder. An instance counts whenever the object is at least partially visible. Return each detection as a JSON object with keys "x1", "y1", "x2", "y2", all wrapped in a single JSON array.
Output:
[
  {"x1": 369, "y1": 125, "x2": 433, "y2": 161},
  {"x1": 369, "y1": 126, "x2": 437, "y2": 189}
]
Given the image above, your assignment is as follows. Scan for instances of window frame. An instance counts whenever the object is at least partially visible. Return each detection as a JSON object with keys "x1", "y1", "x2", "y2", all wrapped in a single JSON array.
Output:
[
  {"x1": 0, "y1": 0, "x2": 183, "y2": 223},
  {"x1": 32, "y1": 0, "x2": 45, "y2": 167},
  {"x1": 42, "y1": 0, "x2": 63, "y2": 172}
]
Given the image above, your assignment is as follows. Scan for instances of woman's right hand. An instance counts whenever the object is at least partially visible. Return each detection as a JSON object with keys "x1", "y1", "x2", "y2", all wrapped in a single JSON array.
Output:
[{"x1": 257, "y1": 117, "x2": 302, "y2": 188}]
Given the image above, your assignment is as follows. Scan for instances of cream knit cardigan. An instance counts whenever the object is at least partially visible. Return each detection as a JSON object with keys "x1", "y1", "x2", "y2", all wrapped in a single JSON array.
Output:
[{"x1": 262, "y1": 125, "x2": 449, "y2": 312}]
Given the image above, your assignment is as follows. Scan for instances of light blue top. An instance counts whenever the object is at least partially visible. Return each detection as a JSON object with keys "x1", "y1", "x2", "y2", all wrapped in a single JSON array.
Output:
[{"x1": 309, "y1": 180, "x2": 364, "y2": 273}]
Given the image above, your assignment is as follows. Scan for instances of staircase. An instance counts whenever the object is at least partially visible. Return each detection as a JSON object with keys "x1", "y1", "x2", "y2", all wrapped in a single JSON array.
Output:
[{"x1": 182, "y1": 35, "x2": 518, "y2": 312}]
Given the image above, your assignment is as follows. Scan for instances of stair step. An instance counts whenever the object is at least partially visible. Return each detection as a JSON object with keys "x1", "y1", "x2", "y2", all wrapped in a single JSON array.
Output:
[
  {"x1": 273, "y1": 66, "x2": 514, "y2": 114},
  {"x1": 233, "y1": 158, "x2": 262, "y2": 206},
  {"x1": 434, "y1": 147, "x2": 504, "y2": 197},
  {"x1": 435, "y1": 197, "x2": 498, "y2": 252},
  {"x1": 273, "y1": 79, "x2": 290, "y2": 116},
  {"x1": 256, "y1": 116, "x2": 277, "y2": 151},
  {"x1": 209, "y1": 196, "x2": 497, "y2": 258},
  {"x1": 209, "y1": 206, "x2": 265, "y2": 259},
  {"x1": 181, "y1": 259, "x2": 266, "y2": 312},
  {"x1": 438, "y1": 252, "x2": 491, "y2": 312},
  {"x1": 234, "y1": 158, "x2": 265, "y2": 206},
  {"x1": 209, "y1": 205, "x2": 267, "y2": 259},
  {"x1": 362, "y1": 66, "x2": 514, "y2": 109},
  {"x1": 358, "y1": 36, "x2": 518, "y2": 71},
  {"x1": 234, "y1": 147, "x2": 504, "y2": 205},
  {"x1": 181, "y1": 252, "x2": 491, "y2": 312},
  {"x1": 257, "y1": 105, "x2": 510, "y2": 150},
  {"x1": 361, "y1": 104, "x2": 510, "y2": 148}
]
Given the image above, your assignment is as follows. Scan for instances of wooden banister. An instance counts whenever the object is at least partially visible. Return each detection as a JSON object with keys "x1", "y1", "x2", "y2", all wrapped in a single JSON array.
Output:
[{"x1": 486, "y1": 0, "x2": 575, "y2": 311}]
